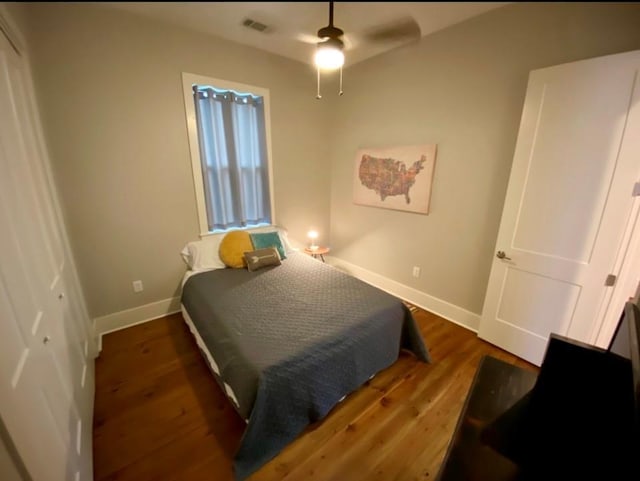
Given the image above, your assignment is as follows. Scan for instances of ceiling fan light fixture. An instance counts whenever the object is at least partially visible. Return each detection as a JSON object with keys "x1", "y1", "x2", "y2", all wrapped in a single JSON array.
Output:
[
  {"x1": 314, "y1": 38, "x2": 344, "y2": 70},
  {"x1": 314, "y1": 1, "x2": 345, "y2": 98}
]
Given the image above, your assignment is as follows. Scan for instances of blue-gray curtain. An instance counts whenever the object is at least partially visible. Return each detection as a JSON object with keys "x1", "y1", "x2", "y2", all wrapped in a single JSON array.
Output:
[{"x1": 193, "y1": 85, "x2": 271, "y2": 231}]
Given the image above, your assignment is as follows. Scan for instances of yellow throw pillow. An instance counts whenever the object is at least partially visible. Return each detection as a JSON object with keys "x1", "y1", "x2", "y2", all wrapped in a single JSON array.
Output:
[{"x1": 219, "y1": 230, "x2": 254, "y2": 268}]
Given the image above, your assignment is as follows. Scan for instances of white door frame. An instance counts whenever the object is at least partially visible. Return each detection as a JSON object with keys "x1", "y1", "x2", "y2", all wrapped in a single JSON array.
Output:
[{"x1": 592, "y1": 192, "x2": 640, "y2": 346}]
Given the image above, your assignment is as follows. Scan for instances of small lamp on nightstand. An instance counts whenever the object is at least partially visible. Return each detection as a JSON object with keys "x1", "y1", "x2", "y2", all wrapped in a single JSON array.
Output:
[{"x1": 307, "y1": 230, "x2": 319, "y2": 251}]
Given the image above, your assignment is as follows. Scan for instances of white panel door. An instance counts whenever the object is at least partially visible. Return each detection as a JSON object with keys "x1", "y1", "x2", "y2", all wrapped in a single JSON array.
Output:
[
  {"x1": 8, "y1": 54, "x2": 91, "y2": 397},
  {"x1": 0, "y1": 159, "x2": 80, "y2": 481},
  {"x1": 0, "y1": 24, "x2": 94, "y2": 481},
  {"x1": 478, "y1": 50, "x2": 640, "y2": 366},
  {"x1": 0, "y1": 280, "x2": 69, "y2": 481}
]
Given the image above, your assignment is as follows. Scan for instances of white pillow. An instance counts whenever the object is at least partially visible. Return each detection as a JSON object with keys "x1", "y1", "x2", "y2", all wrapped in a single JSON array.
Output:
[
  {"x1": 180, "y1": 235, "x2": 226, "y2": 271},
  {"x1": 180, "y1": 225, "x2": 295, "y2": 271}
]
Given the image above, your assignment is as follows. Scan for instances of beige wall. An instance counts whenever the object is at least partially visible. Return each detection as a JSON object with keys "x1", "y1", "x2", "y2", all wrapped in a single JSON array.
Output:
[
  {"x1": 0, "y1": 438, "x2": 22, "y2": 481},
  {"x1": 22, "y1": 3, "x2": 331, "y2": 318},
  {"x1": 328, "y1": 3, "x2": 640, "y2": 318},
  {"x1": 0, "y1": 417, "x2": 24, "y2": 481},
  {"x1": 1, "y1": 2, "x2": 28, "y2": 43},
  {"x1": 16, "y1": 2, "x2": 640, "y2": 323}
]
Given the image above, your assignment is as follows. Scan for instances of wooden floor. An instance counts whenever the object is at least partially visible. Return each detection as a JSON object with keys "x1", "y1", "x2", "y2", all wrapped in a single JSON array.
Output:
[{"x1": 93, "y1": 307, "x2": 537, "y2": 481}]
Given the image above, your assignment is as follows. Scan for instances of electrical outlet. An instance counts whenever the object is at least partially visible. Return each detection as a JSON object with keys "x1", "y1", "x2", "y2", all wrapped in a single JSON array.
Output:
[
  {"x1": 412, "y1": 266, "x2": 421, "y2": 278},
  {"x1": 133, "y1": 280, "x2": 143, "y2": 293}
]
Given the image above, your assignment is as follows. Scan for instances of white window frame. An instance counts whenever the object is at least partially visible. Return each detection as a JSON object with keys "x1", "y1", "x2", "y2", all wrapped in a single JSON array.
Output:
[{"x1": 181, "y1": 72, "x2": 276, "y2": 237}]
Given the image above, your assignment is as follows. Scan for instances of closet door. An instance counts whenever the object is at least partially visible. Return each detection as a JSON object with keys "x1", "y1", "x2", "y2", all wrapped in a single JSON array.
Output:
[{"x1": 0, "y1": 22, "x2": 94, "y2": 481}]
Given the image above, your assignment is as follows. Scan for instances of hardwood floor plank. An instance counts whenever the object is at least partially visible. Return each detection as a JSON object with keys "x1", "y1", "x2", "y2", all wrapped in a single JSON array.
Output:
[
  {"x1": 251, "y1": 354, "x2": 422, "y2": 481},
  {"x1": 100, "y1": 424, "x2": 237, "y2": 481},
  {"x1": 93, "y1": 307, "x2": 537, "y2": 481},
  {"x1": 275, "y1": 340, "x2": 477, "y2": 481}
]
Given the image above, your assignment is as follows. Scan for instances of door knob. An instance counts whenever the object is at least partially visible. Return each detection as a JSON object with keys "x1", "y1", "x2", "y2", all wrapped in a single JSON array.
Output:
[
  {"x1": 43, "y1": 336, "x2": 51, "y2": 345},
  {"x1": 58, "y1": 293, "x2": 65, "y2": 300},
  {"x1": 496, "y1": 251, "x2": 512, "y2": 261}
]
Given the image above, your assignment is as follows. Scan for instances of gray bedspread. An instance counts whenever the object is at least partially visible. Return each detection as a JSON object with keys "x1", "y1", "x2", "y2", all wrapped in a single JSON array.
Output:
[{"x1": 181, "y1": 252, "x2": 430, "y2": 480}]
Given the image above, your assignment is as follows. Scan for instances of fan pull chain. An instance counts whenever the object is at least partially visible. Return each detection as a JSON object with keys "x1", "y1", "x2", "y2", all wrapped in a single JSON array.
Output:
[{"x1": 316, "y1": 65, "x2": 344, "y2": 99}]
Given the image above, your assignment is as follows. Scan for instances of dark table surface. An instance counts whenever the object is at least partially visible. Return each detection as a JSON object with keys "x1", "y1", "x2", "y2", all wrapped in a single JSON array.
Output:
[{"x1": 436, "y1": 355, "x2": 538, "y2": 481}]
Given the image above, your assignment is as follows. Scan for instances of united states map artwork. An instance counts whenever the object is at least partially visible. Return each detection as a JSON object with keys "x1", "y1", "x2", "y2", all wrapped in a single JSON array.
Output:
[
  {"x1": 358, "y1": 154, "x2": 426, "y2": 204},
  {"x1": 353, "y1": 144, "x2": 436, "y2": 215}
]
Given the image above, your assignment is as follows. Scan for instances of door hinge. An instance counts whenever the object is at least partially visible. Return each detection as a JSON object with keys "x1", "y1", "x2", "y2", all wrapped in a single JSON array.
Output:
[
  {"x1": 633, "y1": 182, "x2": 640, "y2": 197},
  {"x1": 605, "y1": 274, "x2": 617, "y2": 287}
]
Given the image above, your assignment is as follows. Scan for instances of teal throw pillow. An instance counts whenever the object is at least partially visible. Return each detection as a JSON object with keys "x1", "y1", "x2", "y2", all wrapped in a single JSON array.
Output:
[{"x1": 250, "y1": 232, "x2": 286, "y2": 260}]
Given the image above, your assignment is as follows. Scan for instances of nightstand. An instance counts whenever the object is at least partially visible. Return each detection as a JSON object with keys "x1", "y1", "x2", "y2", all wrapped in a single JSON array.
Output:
[{"x1": 303, "y1": 246, "x2": 330, "y2": 262}]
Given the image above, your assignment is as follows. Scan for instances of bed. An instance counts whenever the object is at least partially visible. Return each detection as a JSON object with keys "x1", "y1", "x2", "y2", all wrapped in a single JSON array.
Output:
[{"x1": 179, "y1": 230, "x2": 430, "y2": 480}]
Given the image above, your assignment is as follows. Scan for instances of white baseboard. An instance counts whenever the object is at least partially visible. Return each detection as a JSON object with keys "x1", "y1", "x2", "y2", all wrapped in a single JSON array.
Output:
[
  {"x1": 93, "y1": 260, "x2": 480, "y2": 351},
  {"x1": 94, "y1": 296, "x2": 182, "y2": 348},
  {"x1": 327, "y1": 256, "x2": 481, "y2": 332}
]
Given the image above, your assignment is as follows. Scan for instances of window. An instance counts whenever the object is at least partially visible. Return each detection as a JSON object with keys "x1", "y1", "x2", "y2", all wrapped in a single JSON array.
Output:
[{"x1": 182, "y1": 73, "x2": 274, "y2": 234}]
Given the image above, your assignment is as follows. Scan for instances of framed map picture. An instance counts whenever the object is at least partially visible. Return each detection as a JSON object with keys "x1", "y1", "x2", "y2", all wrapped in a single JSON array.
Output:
[{"x1": 353, "y1": 144, "x2": 437, "y2": 214}]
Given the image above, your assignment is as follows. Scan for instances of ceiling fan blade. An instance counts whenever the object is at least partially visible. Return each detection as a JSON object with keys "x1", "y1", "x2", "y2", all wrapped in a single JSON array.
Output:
[
  {"x1": 341, "y1": 33, "x2": 356, "y2": 50},
  {"x1": 363, "y1": 17, "x2": 421, "y2": 44},
  {"x1": 296, "y1": 32, "x2": 322, "y2": 45}
]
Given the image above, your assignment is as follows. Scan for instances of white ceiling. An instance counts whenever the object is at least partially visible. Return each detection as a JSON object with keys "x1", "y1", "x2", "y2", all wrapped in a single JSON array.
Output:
[{"x1": 100, "y1": 2, "x2": 507, "y2": 67}]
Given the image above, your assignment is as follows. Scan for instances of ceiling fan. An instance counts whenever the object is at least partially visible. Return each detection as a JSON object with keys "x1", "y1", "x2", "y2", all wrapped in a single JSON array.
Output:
[
  {"x1": 314, "y1": 1, "x2": 346, "y2": 71},
  {"x1": 308, "y1": 2, "x2": 421, "y2": 65},
  {"x1": 310, "y1": 1, "x2": 421, "y2": 98}
]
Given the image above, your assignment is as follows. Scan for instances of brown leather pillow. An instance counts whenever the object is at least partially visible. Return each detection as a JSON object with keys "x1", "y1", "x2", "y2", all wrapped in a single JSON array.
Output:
[{"x1": 244, "y1": 247, "x2": 281, "y2": 272}]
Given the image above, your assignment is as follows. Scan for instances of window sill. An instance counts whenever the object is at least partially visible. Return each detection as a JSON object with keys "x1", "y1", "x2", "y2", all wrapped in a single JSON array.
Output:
[{"x1": 199, "y1": 223, "x2": 273, "y2": 239}]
